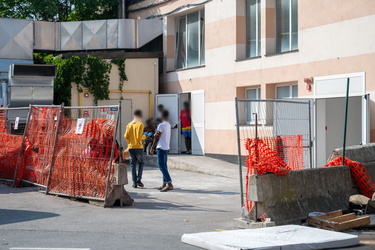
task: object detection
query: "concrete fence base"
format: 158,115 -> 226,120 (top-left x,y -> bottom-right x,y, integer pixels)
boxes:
248,163 -> 375,225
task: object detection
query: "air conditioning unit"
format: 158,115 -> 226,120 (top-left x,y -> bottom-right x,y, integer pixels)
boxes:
8,64 -> 56,107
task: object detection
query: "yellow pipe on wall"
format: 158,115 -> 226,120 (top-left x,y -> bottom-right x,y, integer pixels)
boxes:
79,89 -> 153,117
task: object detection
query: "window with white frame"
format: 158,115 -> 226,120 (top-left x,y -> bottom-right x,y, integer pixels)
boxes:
176,10 -> 205,69
276,84 -> 298,99
276,0 -> 298,53
246,87 -> 261,123
246,0 -> 261,58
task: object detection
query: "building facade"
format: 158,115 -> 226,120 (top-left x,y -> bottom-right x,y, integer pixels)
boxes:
129,0 -> 375,167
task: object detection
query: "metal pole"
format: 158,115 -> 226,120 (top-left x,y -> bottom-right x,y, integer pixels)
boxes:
253,112 -> 258,221
122,0 -> 126,19
104,107 -> 120,207
308,101 -> 313,169
234,98 -> 245,210
119,101 -> 123,161
13,105 -> 32,187
46,104 -> 63,194
342,78 -> 350,165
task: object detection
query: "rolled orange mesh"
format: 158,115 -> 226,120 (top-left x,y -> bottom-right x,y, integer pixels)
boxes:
244,135 -> 304,212
325,156 -> 375,198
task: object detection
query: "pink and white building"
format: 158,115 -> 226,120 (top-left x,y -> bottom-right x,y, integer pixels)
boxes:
129,0 -> 375,167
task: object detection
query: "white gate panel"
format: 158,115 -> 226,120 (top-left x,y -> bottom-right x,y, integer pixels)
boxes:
191,90 -> 205,155
155,94 -> 179,154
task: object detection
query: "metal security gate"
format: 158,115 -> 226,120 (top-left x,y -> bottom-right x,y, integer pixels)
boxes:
235,98 -> 312,214
0,105 -> 121,202
0,107 -> 30,183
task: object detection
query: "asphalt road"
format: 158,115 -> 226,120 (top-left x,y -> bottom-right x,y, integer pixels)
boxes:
1,166 -> 374,250
0,166 -> 240,250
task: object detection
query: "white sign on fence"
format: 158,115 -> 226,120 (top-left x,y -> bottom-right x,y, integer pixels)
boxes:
76,118 -> 85,134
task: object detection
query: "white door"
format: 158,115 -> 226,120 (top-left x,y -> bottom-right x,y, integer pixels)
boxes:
191,90 -> 205,155
155,94 -> 179,154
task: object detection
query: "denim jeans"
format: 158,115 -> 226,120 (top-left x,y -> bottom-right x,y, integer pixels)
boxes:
129,148 -> 144,185
157,149 -> 172,184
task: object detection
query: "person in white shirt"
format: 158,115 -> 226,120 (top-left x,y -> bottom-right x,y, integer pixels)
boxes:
151,110 -> 173,192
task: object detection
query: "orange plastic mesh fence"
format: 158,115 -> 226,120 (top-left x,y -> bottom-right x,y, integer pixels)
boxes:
0,108 -> 28,181
0,108 -> 7,133
325,156 -> 375,198
16,106 -> 61,187
244,135 -> 304,212
48,107 -> 119,199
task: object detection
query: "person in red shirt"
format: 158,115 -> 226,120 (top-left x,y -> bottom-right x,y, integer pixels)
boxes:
180,101 -> 192,154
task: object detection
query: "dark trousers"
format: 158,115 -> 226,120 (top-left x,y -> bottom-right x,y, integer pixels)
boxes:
129,148 -> 144,185
157,149 -> 172,184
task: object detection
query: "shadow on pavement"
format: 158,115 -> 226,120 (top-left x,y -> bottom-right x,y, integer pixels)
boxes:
0,184 -> 39,194
125,192 -> 228,212
0,209 -> 59,225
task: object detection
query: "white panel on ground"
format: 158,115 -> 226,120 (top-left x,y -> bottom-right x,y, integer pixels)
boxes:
191,90 -> 205,155
182,225 -> 359,250
155,94 -> 179,154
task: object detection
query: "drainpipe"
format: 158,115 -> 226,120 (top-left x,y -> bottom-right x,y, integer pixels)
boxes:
122,0 -> 126,19
1,81 -> 7,107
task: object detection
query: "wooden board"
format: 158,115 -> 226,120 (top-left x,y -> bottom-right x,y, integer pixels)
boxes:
308,210 -> 371,231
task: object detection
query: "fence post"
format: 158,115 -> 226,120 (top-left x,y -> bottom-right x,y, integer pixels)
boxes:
342,78 -> 350,165
235,98 -> 245,212
13,105 -> 32,187
104,106 -> 120,207
45,104 -> 64,194
308,100 -> 313,169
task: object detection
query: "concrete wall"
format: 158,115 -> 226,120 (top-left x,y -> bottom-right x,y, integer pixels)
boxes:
249,164 -> 375,225
129,0 -> 375,158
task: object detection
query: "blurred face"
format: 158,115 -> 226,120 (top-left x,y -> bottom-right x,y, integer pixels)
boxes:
184,103 -> 190,110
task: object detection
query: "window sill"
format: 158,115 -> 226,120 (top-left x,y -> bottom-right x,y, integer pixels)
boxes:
235,56 -> 262,62
265,49 -> 299,57
166,65 -> 206,73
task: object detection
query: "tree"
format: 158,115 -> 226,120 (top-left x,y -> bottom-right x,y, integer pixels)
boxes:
0,0 -> 120,21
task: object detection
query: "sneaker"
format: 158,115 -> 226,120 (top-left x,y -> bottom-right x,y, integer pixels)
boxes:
137,181 -> 144,188
160,185 -> 174,192
132,184 -> 137,188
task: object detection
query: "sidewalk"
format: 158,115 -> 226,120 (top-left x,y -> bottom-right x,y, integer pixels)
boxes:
144,154 -> 243,180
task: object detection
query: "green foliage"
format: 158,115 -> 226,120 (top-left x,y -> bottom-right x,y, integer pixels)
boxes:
111,58 -> 128,99
82,56 -> 112,105
41,55 -> 113,106
0,0 -> 119,21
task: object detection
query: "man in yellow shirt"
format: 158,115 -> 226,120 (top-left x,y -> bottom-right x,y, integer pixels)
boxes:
125,110 -> 146,188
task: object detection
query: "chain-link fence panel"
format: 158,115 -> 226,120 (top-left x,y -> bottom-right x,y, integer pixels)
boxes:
48,106 -> 119,200
15,106 -> 62,187
235,99 -> 312,213
0,107 -> 29,183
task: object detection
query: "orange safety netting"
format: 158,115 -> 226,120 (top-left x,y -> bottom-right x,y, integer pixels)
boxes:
0,108 -> 24,181
244,135 -> 304,212
325,156 -> 375,198
0,108 -> 7,133
16,107 -> 60,186
48,116 -> 118,199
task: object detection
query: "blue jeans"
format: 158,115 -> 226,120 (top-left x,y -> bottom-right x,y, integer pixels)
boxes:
129,149 -> 144,185
157,149 -> 172,184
